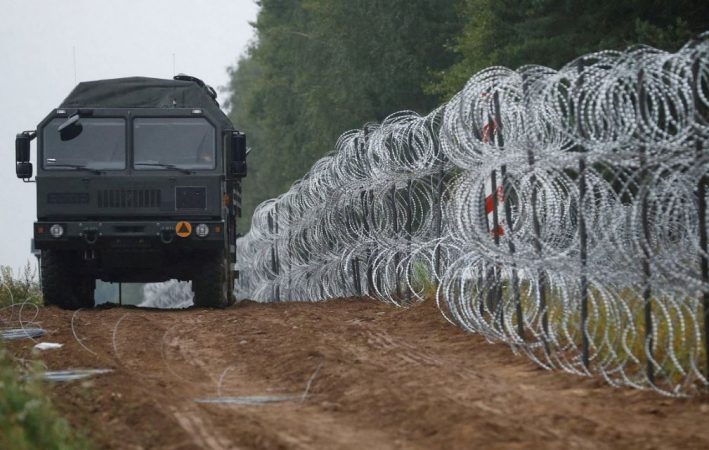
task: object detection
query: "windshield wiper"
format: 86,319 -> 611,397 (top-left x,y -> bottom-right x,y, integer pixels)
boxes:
135,163 -> 193,174
46,163 -> 102,175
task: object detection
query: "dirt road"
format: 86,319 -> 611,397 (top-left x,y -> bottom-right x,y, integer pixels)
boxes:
7,298 -> 709,449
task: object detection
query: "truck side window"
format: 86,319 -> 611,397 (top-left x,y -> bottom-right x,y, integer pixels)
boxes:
133,118 -> 216,170
43,118 -> 126,170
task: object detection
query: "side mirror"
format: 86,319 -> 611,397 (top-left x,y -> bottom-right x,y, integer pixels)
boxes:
16,162 -> 33,179
16,132 -> 33,162
230,131 -> 247,177
16,131 -> 36,180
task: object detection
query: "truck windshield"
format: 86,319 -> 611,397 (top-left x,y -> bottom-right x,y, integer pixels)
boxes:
43,118 -> 126,170
133,118 -> 215,170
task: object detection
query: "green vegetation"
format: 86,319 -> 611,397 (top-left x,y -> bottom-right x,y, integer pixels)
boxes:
0,349 -> 90,450
488,281 -> 707,387
1,264 -> 90,449
1,262 -> 42,307
226,0 -> 461,231
429,0 -> 708,98
226,0 -> 708,231
410,262 -> 437,301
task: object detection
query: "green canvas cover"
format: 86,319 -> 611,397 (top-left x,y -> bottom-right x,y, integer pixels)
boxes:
59,76 -> 233,128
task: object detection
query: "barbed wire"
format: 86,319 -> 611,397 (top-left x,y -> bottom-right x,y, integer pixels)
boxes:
235,35 -> 709,395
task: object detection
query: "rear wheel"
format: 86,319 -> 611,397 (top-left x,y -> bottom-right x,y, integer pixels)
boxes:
41,250 -> 95,310
192,250 -> 234,308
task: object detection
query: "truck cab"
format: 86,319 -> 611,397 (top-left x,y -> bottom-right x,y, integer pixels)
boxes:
15,76 -> 246,309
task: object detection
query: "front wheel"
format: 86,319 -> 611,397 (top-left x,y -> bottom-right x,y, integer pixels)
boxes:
192,250 -> 234,308
41,250 -> 95,310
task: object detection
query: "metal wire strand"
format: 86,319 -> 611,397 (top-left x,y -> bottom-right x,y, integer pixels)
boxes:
235,35 -> 709,396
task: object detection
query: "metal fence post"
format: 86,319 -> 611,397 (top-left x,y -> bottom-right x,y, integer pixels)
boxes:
274,205 -> 281,302
351,137 -> 363,297
698,151 -> 709,383
519,74 -> 550,354
494,91 -> 522,340
579,156 -> 590,370
638,69 -> 655,385
356,132 -> 375,298
352,257 -> 362,296
531,164 -> 549,355
641,157 -> 654,385
288,204 -> 293,300
691,58 -> 709,382
364,190 -> 375,296
406,179 -> 413,303
576,59 -> 590,371
391,184 -> 401,299
267,209 -> 280,302
435,169 -> 445,278
487,168 -> 503,325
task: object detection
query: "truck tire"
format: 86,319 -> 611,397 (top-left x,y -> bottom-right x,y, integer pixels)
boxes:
192,250 -> 234,308
74,275 -> 96,309
41,250 -> 95,310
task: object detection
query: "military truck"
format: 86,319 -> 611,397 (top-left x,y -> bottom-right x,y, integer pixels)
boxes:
14,75 -> 247,309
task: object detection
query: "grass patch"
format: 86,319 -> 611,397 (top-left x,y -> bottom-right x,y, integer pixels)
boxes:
1,262 -> 42,307
1,261 -> 90,448
485,277 -> 706,389
439,269 -> 707,392
410,261 -> 437,300
0,348 -> 91,450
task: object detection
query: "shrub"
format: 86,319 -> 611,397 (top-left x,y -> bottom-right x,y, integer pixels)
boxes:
0,262 -> 42,308
0,348 -> 90,450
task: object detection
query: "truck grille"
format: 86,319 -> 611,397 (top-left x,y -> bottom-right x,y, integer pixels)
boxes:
97,189 -> 161,208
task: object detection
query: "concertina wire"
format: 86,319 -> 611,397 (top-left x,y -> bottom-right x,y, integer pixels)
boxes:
235,35 -> 709,396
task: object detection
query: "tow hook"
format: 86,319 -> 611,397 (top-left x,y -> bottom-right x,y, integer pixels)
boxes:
160,229 -> 174,244
79,224 -> 99,245
83,230 -> 98,244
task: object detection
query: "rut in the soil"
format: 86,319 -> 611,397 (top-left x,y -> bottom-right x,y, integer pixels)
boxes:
4,298 -> 709,449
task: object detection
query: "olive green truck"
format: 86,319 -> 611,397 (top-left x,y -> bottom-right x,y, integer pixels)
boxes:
15,75 -> 247,309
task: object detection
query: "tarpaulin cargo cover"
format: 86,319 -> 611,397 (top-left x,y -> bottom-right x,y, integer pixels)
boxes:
59,76 -> 232,128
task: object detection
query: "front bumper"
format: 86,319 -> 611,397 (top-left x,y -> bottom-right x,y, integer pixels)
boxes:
34,220 -> 225,250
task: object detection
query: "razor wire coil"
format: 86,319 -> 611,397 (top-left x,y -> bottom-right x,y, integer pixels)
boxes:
236,35 -> 709,396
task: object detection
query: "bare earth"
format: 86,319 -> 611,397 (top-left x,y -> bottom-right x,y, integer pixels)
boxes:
7,298 -> 709,449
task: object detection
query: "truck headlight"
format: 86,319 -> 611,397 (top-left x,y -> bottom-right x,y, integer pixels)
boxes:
50,224 -> 64,238
195,223 -> 210,238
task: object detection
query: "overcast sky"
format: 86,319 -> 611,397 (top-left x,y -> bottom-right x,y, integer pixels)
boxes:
0,0 -> 259,271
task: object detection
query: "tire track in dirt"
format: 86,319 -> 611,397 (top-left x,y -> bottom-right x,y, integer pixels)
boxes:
6,299 -> 709,449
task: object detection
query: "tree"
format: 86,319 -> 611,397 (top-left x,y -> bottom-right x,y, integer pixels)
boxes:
430,0 -> 709,99
226,0 -> 460,231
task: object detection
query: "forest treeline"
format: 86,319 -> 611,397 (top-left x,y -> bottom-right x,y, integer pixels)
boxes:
226,0 -> 708,232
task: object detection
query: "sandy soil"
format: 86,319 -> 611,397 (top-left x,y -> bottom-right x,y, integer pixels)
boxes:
6,298 -> 709,449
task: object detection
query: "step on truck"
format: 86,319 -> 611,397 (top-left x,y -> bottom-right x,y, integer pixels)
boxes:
14,75 -> 247,309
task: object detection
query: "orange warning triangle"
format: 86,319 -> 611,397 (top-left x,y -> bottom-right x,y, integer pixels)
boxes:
175,221 -> 192,237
